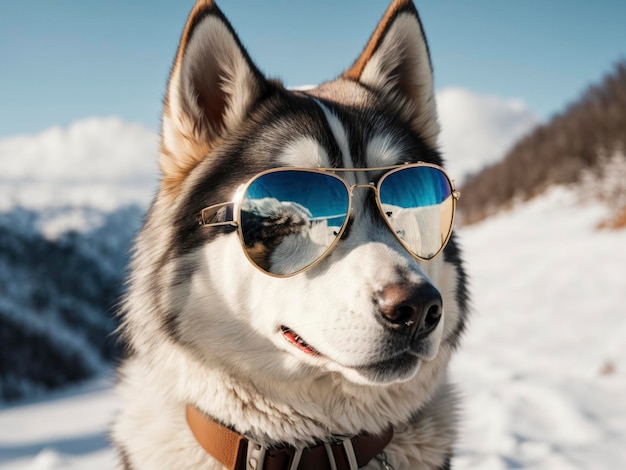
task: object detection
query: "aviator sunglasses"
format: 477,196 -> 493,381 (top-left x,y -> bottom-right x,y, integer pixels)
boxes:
199,163 -> 460,277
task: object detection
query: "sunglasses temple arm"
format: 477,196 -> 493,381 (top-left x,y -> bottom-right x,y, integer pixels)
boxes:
199,202 -> 237,227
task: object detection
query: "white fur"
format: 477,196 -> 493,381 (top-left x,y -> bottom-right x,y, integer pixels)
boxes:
279,136 -> 332,168
367,133 -> 407,168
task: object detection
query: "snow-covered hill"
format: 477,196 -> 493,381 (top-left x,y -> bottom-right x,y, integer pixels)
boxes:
1,185 -> 624,469
0,205 -> 144,400
452,187 -> 626,469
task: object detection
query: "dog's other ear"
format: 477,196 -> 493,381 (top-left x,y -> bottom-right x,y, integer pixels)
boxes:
160,0 -> 268,196
343,0 -> 439,147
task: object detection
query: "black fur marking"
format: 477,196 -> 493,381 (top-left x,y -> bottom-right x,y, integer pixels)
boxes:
438,453 -> 453,470
364,189 -> 388,227
161,308 -> 181,341
111,441 -> 134,470
340,216 -> 354,241
442,233 -> 470,350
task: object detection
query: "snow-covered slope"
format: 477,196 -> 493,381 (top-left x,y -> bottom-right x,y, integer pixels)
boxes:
1,186 -> 624,469
452,187 -> 626,469
0,205 -> 144,400
0,379 -> 117,470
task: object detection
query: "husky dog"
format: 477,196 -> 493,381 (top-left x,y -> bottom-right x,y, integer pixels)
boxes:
112,0 -> 469,469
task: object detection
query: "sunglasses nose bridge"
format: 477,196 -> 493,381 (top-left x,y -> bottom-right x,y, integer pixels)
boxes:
348,182 -> 377,193
344,183 -> 380,223
346,182 -> 377,210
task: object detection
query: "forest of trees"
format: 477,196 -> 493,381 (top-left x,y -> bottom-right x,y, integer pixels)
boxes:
460,59 -> 626,225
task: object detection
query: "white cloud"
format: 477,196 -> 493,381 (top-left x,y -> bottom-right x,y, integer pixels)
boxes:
436,87 -> 539,182
0,117 -> 159,210
0,117 -> 158,184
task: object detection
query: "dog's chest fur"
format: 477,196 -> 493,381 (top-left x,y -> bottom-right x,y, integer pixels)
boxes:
111,1 -> 470,469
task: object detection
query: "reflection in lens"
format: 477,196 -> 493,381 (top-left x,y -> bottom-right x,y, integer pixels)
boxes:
379,166 -> 454,259
240,171 -> 349,275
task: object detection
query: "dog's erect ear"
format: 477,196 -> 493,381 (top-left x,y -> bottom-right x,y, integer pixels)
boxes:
160,0 -> 268,196
343,0 -> 439,147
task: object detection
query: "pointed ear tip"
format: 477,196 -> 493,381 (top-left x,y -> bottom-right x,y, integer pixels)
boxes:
188,0 -> 220,19
388,0 -> 417,13
344,0 -> 420,81
391,0 -> 414,7
195,0 -> 217,8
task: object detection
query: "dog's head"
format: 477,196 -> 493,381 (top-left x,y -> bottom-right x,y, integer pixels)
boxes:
127,0 -> 467,390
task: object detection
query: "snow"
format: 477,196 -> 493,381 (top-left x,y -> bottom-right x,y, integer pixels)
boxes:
0,188 -> 626,470
0,379 -> 117,470
1,187 -> 625,469
451,187 -> 626,469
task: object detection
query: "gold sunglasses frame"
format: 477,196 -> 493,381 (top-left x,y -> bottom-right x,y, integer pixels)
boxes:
199,163 -> 461,278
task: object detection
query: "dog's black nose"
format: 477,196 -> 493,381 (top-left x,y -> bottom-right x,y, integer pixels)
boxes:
377,283 -> 443,338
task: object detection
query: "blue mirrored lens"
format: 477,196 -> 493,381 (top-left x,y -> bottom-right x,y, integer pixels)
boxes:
241,170 -> 349,275
379,166 -> 454,259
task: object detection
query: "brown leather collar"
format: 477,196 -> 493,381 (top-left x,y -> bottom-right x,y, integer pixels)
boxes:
186,405 -> 394,470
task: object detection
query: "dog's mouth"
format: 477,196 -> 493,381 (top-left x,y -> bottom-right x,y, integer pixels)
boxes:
351,351 -> 420,382
279,326 -> 425,384
280,326 -> 321,356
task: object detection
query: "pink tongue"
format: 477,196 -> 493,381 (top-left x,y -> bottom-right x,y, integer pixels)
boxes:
284,330 -> 317,355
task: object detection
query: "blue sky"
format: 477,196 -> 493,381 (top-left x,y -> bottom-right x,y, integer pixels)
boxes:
1,0 -> 625,138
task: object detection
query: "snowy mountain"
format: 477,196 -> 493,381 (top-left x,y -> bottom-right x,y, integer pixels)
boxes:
0,205 -> 144,401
